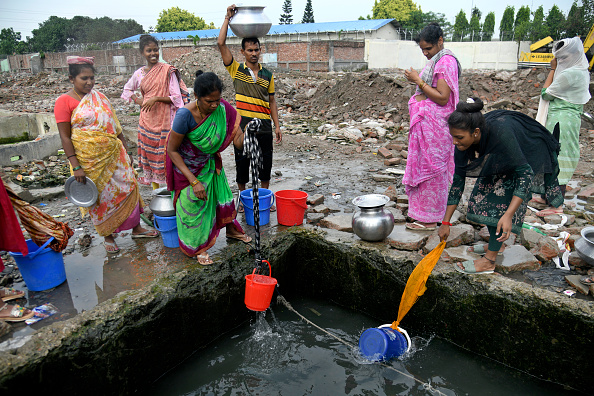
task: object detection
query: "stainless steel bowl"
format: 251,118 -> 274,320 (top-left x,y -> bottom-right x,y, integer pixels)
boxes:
229,6 -> 272,38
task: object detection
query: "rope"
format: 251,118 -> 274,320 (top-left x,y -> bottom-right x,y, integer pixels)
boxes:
276,295 -> 446,396
244,119 -> 264,271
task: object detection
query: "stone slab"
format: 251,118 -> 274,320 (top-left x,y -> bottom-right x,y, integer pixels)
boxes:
319,214 -> 353,232
386,207 -> 406,223
312,205 -> 330,214
565,275 -> 590,295
423,224 -> 475,253
372,174 -> 396,182
444,246 -> 482,263
29,185 -> 66,204
307,193 -> 324,205
386,224 -> 430,251
496,245 -> 540,273
306,213 -> 325,223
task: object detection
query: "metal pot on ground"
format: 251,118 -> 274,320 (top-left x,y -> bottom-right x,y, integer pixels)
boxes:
574,226 -> 594,266
149,188 -> 176,217
352,194 -> 394,242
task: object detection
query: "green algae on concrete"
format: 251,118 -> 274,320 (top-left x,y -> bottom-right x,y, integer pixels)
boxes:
0,228 -> 592,394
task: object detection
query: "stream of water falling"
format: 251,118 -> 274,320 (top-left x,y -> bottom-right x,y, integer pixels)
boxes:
146,297 -> 580,395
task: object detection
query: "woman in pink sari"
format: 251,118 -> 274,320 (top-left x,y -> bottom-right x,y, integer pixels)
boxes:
403,23 -> 461,230
122,35 -> 188,190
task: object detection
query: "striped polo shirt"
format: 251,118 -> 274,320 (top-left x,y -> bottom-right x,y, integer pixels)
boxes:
225,58 -> 275,121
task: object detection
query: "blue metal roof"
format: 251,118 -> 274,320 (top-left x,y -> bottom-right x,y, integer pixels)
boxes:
115,19 -> 395,43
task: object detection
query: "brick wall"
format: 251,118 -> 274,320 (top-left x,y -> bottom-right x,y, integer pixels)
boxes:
8,40 -> 366,73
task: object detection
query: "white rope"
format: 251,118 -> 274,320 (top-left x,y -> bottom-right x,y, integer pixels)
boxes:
276,295 -> 446,396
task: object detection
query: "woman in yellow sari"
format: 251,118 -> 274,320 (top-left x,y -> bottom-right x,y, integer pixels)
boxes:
55,56 -> 158,253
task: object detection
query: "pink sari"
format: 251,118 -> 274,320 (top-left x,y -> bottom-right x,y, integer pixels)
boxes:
403,54 -> 459,223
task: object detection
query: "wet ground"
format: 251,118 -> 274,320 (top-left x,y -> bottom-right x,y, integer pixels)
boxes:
1,116 -> 593,342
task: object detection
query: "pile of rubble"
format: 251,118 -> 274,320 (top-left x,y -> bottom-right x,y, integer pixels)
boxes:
2,156 -> 71,189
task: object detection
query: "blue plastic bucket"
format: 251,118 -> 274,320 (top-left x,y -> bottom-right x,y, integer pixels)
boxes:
9,238 -> 66,291
240,188 -> 275,226
358,325 -> 411,361
153,214 -> 179,248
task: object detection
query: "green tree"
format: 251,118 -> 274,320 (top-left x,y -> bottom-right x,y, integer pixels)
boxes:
452,10 -> 469,41
529,6 -> 547,41
545,5 -> 566,40
301,0 -> 315,23
583,0 -> 594,28
482,12 -> 495,41
372,0 -> 420,21
156,7 -> 214,32
0,28 -> 21,55
499,6 -> 515,40
401,10 -> 451,34
30,16 -> 72,52
469,7 -> 481,41
513,6 -> 531,41
280,0 -> 293,24
565,1 -> 584,38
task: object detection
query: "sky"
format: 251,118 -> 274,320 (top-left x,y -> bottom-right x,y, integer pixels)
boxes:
0,0 -> 575,41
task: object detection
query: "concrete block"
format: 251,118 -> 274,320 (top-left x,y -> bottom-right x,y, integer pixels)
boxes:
319,214 -> 353,232
386,224 -> 430,251
0,133 -> 62,166
496,245 -> 540,273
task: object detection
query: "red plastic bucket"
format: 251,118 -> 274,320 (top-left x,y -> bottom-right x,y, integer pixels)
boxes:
274,190 -> 308,226
245,260 -> 277,311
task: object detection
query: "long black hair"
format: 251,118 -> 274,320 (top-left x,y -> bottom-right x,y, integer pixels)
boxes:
414,22 -> 443,45
447,97 -> 486,133
193,70 -> 224,98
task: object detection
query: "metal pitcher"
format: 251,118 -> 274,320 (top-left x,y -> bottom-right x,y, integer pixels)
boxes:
352,194 -> 394,242
229,6 -> 272,38
149,188 -> 176,217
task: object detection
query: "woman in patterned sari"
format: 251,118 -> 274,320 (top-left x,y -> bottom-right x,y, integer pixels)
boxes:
56,56 -> 158,254
403,23 -> 461,231
121,35 -> 188,190
167,71 -> 251,265
438,98 -> 563,275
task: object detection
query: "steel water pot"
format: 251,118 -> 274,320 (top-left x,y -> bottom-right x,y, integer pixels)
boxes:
149,188 -> 176,217
229,6 -> 272,38
574,226 -> 594,266
352,194 -> 394,242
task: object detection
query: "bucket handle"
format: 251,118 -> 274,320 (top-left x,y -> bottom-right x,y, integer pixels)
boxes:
153,218 -> 177,233
288,198 -> 308,210
379,324 -> 412,353
240,193 -> 275,211
28,237 -> 55,259
252,259 -> 272,277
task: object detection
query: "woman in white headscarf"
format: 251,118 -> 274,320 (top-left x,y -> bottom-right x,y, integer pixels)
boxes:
534,37 -> 591,216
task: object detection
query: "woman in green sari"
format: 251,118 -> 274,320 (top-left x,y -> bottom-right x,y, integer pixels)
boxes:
166,71 -> 251,265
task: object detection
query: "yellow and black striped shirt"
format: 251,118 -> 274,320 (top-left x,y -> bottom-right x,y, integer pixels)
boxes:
225,58 -> 275,121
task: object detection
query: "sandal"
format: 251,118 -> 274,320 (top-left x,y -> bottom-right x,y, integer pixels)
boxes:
196,253 -> 213,266
454,257 -> 495,275
237,204 -> 245,213
103,241 -> 120,254
0,303 -> 34,322
405,221 -> 436,231
467,244 -> 505,256
579,275 -> 594,285
0,287 -> 25,302
131,230 -> 159,239
227,233 -> 252,243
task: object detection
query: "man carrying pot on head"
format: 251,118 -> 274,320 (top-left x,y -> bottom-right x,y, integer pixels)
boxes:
217,4 -> 282,213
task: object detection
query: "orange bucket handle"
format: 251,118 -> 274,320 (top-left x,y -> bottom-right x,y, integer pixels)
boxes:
253,259 -> 272,277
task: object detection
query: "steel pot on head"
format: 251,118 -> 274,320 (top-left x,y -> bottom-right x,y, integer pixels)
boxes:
352,194 -> 394,242
229,6 -> 272,38
149,188 -> 176,217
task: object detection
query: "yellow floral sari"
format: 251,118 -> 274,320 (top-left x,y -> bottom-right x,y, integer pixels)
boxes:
69,90 -> 143,236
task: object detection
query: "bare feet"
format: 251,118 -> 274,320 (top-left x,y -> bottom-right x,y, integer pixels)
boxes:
104,235 -> 120,253
405,221 -> 437,231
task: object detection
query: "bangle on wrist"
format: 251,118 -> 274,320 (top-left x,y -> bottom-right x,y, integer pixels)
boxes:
190,179 -> 199,187
67,154 -> 76,159
441,221 -> 452,226
419,81 -> 426,90
72,165 -> 82,171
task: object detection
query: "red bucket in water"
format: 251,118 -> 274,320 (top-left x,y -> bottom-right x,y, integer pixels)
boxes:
245,260 -> 277,311
274,190 -> 308,226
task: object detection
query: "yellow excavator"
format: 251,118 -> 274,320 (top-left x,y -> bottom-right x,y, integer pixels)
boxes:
518,23 -> 594,70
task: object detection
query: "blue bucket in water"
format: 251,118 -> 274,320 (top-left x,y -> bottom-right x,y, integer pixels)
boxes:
358,325 -> 411,361
9,238 -> 66,291
153,214 -> 179,248
240,188 -> 275,226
